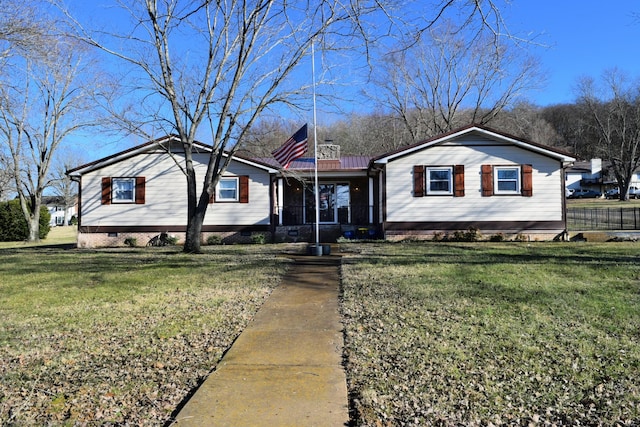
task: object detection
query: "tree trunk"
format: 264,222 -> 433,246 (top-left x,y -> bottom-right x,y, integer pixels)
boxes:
184,210 -> 204,253
27,214 -> 40,242
182,165 -> 211,253
19,193 -> 41,242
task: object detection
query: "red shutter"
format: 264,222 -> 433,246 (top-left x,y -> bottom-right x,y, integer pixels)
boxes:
522,164 -> 533,197
481,165 -> 493,197
239,176 -> 249,203
135,177 -> 146,204
101,177 -> 111,205
454,165 -> 465,197
413,165 -> 425,197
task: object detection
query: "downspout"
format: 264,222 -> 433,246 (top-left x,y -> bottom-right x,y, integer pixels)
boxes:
561,160 -> 573,240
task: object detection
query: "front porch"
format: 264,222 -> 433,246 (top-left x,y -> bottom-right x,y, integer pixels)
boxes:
273,176 -> 379,242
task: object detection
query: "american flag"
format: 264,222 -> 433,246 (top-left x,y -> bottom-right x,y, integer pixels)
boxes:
272,124 -> 308,169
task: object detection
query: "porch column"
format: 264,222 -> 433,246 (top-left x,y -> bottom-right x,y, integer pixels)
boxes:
368,177 -> 374,224
277,178 -> 284,226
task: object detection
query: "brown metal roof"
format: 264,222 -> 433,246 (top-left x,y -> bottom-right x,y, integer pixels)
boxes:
257,156 -> 373,171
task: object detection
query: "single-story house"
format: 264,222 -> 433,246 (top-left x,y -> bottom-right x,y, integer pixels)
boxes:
67,125 -> 575,247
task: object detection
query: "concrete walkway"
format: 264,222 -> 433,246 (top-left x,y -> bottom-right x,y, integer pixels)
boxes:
171,254 -> 349,426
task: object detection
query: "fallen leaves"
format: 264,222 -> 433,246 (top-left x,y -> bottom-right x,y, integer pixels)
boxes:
0,247 -> 287,425
340,242 -> 640,426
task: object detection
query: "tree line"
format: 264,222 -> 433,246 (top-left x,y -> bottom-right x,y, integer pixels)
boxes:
244,69 -> 640,202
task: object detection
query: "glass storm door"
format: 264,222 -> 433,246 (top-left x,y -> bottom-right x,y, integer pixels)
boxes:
304,183 -> 350,224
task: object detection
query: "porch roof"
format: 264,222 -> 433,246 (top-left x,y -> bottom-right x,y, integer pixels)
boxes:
257,156 -> 373,171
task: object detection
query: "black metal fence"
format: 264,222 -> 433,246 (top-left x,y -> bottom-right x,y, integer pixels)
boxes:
567,207 -> 640,230
281,204 -> 371,226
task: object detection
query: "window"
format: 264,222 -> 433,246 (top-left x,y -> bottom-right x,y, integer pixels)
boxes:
210,176 -> 249,203
413,165 -> 464,197
494,166 -> 521,194
426,167 -> 453,195
482,164 -> 532,197
101,177 -> 145,204
112,178 -> 135,202
217,177 -> 239,201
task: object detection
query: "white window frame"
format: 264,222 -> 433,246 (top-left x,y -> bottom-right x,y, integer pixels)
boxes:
426,166 -> 453,195
216,177 -> 239,202
494,166 -> 521,195
112,178 -> 135,203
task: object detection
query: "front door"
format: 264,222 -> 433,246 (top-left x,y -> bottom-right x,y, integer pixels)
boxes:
304,183 -> 350,224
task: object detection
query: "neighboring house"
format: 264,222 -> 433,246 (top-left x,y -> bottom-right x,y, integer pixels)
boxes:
67,125 -> 575,247
565,159 -> 640,196
565,158 -> 604,194
42,195 -> 77,227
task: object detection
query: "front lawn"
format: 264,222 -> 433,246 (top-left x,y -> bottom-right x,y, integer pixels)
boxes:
341,242 -> 640,425
0,245 -> 288,425
2,240 -> 639,425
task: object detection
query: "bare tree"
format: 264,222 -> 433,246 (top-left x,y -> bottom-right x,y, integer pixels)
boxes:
0,152 -> 13,200
539,103 -> 592,156
0,0 -> 46,61
238,119 -> 302,158
49,148 -> 83,225
0,38 -> 97,241
372,20 -> 542,141
486,101 -> 561,147
61,0 -> 516,253
577,69 -> 640,201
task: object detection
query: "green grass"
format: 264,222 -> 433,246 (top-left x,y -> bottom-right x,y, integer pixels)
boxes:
0,225 -> 77,249
341,241 -> 640,425
0,244 -> 289,425
3,239 -> 640,425
567,197 -> 640,209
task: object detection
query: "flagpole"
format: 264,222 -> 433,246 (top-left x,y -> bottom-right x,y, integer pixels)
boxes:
312,40 -> 321,256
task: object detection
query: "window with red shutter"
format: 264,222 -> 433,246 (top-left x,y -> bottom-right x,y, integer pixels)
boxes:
212,176 -> 249,203
101,177 -> 145,204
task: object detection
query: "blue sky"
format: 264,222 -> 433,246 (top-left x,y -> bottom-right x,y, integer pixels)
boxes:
502,1 -> 640,105
61,0 -> 640,159
67,1 -> 640,110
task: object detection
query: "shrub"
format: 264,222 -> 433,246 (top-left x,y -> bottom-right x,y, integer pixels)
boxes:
337,236 -> 354,243
39,209 -> 51,239
165,235 -> 178,245
124,237 -> 137,247
206,235 -> 222,245
251,233 -> 266,244
0,199 -> 51,241
463,226 -> 481,242
432,232 -> 446,242
451,230 -> 466,241
489,233 -> 506,242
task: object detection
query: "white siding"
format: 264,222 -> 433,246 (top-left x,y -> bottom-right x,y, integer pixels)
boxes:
385,140 -> 564,223
80,152 -> 271,227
